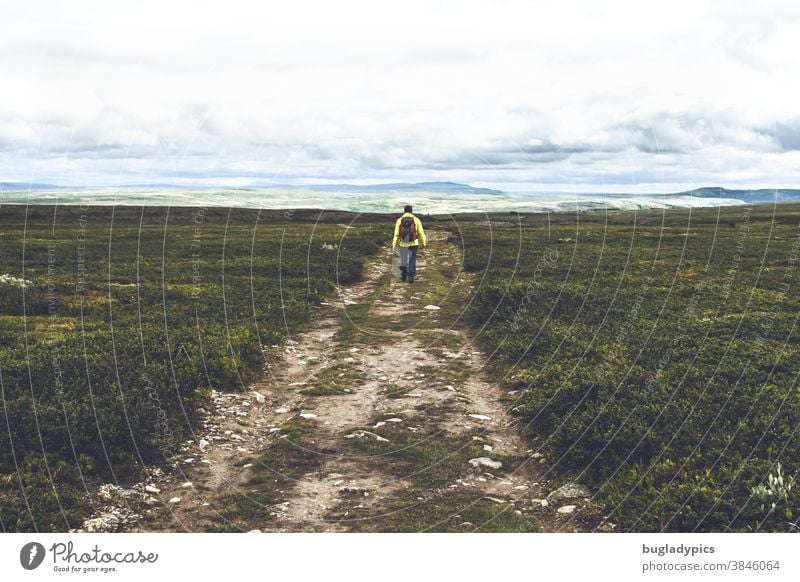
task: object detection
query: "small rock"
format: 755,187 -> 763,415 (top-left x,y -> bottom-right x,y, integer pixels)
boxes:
299,412 -> 317,419
169,497 -> 181,504
557,505 -> 577,514
275,407 -> 290,413
252,392 -> 266,404
468,414 -> 491,421
468,457 -> 503,470
483,445 -> 493,452
424,305 -> 441,311
248,529 -> 262,533
83,514 -> 121,533
198,439 -> 210,450
547,482 -> 591,502
144,485 -> 161,494
345,430 -> 389,443
181,481 -> 193,488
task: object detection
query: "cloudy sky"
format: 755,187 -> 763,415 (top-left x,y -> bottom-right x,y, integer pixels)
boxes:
1,0 -> 800,192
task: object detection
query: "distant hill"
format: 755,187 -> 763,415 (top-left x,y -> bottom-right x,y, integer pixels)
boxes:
680,187 -> 800,203
0,181 -> 65,191
269,181 -> 505,195
7,182 -> 800,203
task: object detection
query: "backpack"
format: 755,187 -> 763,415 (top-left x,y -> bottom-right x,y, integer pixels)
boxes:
400,216 -> 417,243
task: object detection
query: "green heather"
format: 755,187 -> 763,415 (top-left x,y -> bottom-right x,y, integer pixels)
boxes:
0,205 -> 384,531
456,203 -> 800,532
1,203 -> 799,532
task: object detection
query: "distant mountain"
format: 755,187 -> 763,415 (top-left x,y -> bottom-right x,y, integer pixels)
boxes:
268,181 -> 504,195
680,187 -> 800,203
119,183 -> 198,189
0,182 -> 65,191
0,180 -> 504,194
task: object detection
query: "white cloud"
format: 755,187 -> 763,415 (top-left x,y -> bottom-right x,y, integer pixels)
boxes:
1,0 -> 800,191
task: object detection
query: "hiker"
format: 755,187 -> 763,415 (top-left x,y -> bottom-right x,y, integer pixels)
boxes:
392,205 -> 426,283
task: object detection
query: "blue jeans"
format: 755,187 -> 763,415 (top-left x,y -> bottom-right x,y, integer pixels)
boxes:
399,245 -> 418,279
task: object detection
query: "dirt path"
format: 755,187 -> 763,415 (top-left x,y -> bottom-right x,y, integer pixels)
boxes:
117,230 -> 595,532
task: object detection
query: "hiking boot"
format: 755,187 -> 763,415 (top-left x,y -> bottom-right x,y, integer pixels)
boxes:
408,277 -> 415,283
400,266 -> 407,282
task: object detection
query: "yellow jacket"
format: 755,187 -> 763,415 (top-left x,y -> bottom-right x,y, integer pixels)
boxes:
392,213 -> 426,248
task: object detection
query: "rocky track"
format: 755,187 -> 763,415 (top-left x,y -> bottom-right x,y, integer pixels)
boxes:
79,230 -> 596,533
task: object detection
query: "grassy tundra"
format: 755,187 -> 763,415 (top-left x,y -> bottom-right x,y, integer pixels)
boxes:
0,205 -> 385,531
454,202 -> 800,531
1,202 -> 798,532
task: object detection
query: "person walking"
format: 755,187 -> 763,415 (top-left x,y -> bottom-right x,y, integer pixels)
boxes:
392,205 -> 426,283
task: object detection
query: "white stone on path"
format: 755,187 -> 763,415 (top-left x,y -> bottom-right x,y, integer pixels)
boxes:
468,457 -> 503,470
557,505 -> 577,514
168,497 -> 181,504
424,305 -> 441,310
547,482 -> 591,502
468,414 -> 492,421
345,430 -> 389,443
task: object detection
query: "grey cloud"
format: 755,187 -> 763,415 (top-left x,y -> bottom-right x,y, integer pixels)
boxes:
760,122 -> 800,151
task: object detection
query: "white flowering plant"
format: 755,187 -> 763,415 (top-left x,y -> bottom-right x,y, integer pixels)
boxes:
0,273 -> 33,288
